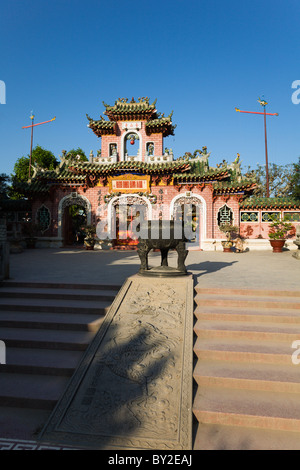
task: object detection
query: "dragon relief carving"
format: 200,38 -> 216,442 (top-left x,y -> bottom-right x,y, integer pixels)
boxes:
62,284 -> 183,438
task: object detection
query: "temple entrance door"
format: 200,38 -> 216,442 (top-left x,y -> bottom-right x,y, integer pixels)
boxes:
173,197 -> 203,249
62,205 -> 87,246
112,197 -> 148,248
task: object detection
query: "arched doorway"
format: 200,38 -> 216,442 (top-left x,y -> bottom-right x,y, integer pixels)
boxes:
58,193 -> 92,247
122,131 -> 142,162
170,194 -> 206,250
109,195 -> 151,248
63,205 -> 87,246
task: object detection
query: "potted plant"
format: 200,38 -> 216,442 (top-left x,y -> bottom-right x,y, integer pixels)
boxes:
268,216 -> 294,253
82,225 -> 97,250
97,238 -> 113,250
219,223 -> 239,252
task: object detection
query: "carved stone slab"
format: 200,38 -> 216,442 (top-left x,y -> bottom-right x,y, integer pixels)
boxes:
38,274 -> 194,450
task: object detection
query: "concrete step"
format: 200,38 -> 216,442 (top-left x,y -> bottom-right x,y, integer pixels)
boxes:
195,287 -> 300,298
0,327 -> 95,350
0,281 -> 120,440
193,337 -> 295,364
194,293 -> 300,310
0,373 -> 70,409
192,285 -> 300,450
0,287 -> 117,302
0,297 -> 110,314
193,385 -> 300,433
1,281 -> 121,291
1,347 -> 83,375
194,305 -> 300,324
0,310 -> 105,332
193,360 -> 300,393
193,422 -> 300,450
0,407 -> 52,440
194,319 -> 300,342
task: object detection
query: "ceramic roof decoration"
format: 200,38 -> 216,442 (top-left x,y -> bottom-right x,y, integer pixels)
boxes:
86,115 -> 117,136
103,97 -> 158,120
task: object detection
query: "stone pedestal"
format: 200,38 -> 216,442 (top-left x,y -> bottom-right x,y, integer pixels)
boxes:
39,274 -> 194,450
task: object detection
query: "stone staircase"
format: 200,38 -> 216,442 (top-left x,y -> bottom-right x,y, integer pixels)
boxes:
0,281 -> 120,440
192,286 -> 300,450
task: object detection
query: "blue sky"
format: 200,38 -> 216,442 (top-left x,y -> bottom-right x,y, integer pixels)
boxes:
1,0 -> 300,177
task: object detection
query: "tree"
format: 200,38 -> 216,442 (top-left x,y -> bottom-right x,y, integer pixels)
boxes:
244,162 -> 295,198
11,145 -> 58,199
0,174 -> 10,199
12,145 -> 58,182
290,157 -> 300,201
65,148 -> 88,162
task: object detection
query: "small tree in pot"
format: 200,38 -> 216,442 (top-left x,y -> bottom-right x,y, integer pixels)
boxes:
219,223 -> 239,252
268,216 -> 294,252
82,225 -> 97,250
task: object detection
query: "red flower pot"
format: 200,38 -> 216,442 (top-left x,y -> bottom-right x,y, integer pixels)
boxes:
269,239 -> 285,253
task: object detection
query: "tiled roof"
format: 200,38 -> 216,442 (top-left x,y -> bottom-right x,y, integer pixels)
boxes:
87,98 -> 176,137
13,160 -> 192,195
145,112 -> 176,137
240,197 -> 300,209
173,168 -> 229,183
86,115 -> 117,136
14,152 -> 257,198
69,160 -> 191,176
103,97 -> 158,120
213,180 -> 257,194
12,164 -> 87,194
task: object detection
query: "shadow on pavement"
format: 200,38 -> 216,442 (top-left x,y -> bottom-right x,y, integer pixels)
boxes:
188,260 -> 238,280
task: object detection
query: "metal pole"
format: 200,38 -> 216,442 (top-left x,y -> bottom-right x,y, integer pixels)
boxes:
264,105 -> 270,198
29,114 -> 34,179
23,114 -> 55,179
236,99 -> 278,199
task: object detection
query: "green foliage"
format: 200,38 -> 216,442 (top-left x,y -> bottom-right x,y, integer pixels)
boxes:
12,145 -> 58,182
268,215 -> 293,240
10,145 -> 58,199
0,174 -> 10,199
244,162 -> 294,198
65,148 -> 88,162
290,157 -> 300,201
219,223 -> 239,234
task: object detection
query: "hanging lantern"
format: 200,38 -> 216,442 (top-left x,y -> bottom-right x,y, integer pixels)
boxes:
127,133 -> 138,145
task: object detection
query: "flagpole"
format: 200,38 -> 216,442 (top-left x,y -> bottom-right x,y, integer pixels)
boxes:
263,104 -> 270,198
22,114 -> 56,179
29,113 -> 34,179
235,98 -> 278,198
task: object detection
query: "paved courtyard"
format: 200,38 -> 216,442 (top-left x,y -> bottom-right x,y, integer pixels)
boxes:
6,246 -> 300,292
